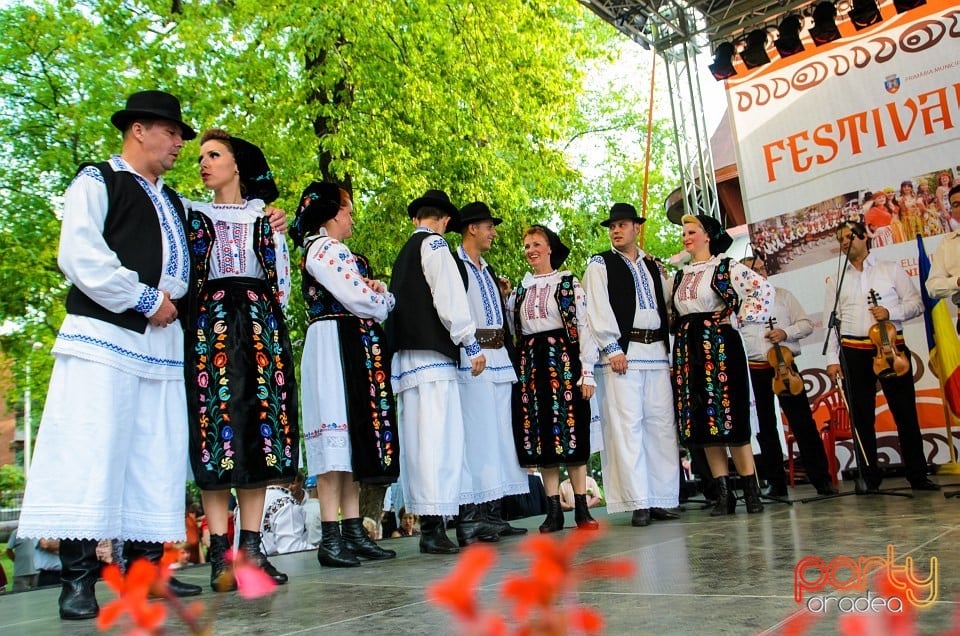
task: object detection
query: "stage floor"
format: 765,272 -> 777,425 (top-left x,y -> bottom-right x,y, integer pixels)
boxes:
3,480 -> 959,635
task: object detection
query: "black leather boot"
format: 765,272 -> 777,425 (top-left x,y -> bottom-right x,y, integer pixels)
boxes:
539,495 -> 564,533
710,476 -> 734,516
124,540 -> 202,597
574,494 -> 599,530
419,515 -> 459,554
341,517 -> 395,560
743,475 -> 765,513
238,529 -> 288,584
58,539 -> 100,620
317,521 -> 361,567
456,504 -> 502,547
484,499 -> 528,536
207,534 -> 236,592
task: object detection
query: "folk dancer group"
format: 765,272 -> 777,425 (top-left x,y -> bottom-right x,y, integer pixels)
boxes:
16,90 -> 946,622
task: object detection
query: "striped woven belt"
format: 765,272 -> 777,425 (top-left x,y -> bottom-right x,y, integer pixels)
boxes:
841,333 -> 905,350
748,360 -> 773,370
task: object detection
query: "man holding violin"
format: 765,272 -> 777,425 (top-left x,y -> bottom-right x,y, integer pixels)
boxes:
824,221 -> 939,492
741,255 -> 837,496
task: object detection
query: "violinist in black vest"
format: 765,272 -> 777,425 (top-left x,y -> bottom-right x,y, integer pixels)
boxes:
17,90 -> 203,620
583,203 -> 680,528
825,221 -> 938,492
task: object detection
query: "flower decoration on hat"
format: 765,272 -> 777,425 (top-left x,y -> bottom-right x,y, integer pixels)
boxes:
291,181 -> 343,248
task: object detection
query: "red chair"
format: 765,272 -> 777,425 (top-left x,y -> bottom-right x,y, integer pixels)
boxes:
783,388 -> 847,487
814,388 -> 852,486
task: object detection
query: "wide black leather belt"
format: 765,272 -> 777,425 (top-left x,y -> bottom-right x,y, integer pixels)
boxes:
629,328 -> 665,344
476,328 -> 505,349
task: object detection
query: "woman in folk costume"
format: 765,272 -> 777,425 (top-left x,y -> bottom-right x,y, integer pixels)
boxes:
671,214 -> 773,516
507,225 -> 600,532
184,129 -> 297,590
292,182 -> 400,568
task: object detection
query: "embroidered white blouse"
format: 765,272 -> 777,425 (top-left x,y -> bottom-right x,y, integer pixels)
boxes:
672,254 -> 773,323
506,270 -> 599,385
303,229 -> 395,321
188,199 -> 291,309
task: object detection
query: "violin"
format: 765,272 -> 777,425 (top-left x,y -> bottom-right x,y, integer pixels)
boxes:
766,318 -> 804,396
867,289 -> 910,379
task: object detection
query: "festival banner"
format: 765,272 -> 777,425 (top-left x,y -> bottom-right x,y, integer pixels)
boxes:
724,0 -> 960,467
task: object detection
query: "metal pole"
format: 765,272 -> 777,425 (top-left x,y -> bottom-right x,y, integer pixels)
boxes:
24,355 -> 31,478
23,342 -> 41,478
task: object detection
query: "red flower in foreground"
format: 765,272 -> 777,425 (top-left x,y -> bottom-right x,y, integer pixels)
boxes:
97,560 -> 167,633
232,549 -> 279,599
427,523 -> 634,635
426,544 -> 498,619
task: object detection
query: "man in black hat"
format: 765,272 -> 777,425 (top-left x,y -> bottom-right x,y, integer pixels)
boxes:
389,190 -> 486,555
17,90 -> 204,620
452,202 -> 529,545
583,203 -> 680,528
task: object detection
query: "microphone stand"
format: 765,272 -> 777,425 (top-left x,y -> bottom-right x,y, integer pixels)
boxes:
800,238 -> 912,503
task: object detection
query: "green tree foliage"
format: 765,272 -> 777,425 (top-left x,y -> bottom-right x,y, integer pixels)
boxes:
0,464 -> 25,505
0,0 -> 682,412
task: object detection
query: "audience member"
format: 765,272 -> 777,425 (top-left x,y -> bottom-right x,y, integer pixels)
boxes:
6,527 -> 38,592
559,477 -> 602,511
257,479 -> 313,556
391,509 -> 421,537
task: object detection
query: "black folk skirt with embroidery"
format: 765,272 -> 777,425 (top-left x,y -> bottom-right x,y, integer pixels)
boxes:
671,312 -> 751,447
512,328 -> 591,468
186,277 -> 299,489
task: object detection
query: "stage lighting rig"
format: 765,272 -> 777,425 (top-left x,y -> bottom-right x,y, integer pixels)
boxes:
774,15 -> 804,58
741,30 -> 771,69
849,0 -> 882,29
809,2 -> 841,46
709,42 -> 737,80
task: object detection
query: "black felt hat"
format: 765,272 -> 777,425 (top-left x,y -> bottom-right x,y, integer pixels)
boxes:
291,182 -> 342,248
600,202 -> 645,227
110,90 -> 197,140
229,136 -> 278,204
453,201 -> 502,234
530,224 -> 571,270
407,189 -> 459,219
683,213 -> 733,256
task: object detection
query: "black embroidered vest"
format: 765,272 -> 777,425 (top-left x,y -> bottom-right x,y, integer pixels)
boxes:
388,231 -> 458,361
64,161 -> 183,334
596,250 -> 669,353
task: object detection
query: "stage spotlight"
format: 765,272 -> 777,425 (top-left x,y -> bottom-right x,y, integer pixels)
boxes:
709,42 -> 737,80
741,30 -> 771,69
849,0 -> 882,29
774,15 -> 804,58
809,2 -> 841,46
893,0 -> 925,13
